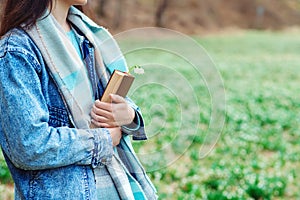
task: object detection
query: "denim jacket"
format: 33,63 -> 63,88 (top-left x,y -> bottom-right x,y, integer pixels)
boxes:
0,28 -> 146,200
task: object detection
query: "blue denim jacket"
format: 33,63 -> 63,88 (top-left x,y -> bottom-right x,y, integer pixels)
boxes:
0,28 -> 146,199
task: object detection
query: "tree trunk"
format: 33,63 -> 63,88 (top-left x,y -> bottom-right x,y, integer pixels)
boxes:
113,0 -> 123,29
155,0 -> 169,27
97,0 -> 108,17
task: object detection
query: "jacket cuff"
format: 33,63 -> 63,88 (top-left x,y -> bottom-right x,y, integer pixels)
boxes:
91,128 -> 113,168
122,111 -> 147,141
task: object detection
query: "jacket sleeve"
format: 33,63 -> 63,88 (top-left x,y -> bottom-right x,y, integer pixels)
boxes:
121,97 -> 147,140
0,50 -> 113,170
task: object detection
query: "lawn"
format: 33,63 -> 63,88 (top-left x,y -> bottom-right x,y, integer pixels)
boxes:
1,29 -> 300,199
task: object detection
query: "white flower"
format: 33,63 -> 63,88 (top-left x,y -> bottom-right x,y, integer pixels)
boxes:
133,67 -> 145,74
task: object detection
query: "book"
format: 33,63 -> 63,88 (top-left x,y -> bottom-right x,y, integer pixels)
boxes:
100,70 -> 135,102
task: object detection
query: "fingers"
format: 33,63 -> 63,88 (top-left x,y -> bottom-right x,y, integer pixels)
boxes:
109,94 -> 126,103
94,100 -> 112,112
92,97 -> 126,121
91,119 -> 117,128
92,103 -> 112,121
90,95 -> 131,128
90,109 -> 117,127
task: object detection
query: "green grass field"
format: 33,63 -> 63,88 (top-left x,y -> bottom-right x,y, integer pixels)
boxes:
1,29 -> 300,199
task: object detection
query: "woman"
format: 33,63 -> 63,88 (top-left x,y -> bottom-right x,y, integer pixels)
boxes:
0,0 -> 157,199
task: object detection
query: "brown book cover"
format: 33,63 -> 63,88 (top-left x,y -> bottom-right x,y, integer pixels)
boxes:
100,70 -> 135,102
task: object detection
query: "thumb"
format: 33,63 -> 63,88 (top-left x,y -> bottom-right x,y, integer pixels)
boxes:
110,94 -> 126,103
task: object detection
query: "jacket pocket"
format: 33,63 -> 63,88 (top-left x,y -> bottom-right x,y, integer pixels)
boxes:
48,106 -> 70,127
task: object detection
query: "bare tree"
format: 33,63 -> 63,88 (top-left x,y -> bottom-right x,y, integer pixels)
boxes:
97,0 -> 108,17
113,0 -> 123,29
155,0 -> 169,27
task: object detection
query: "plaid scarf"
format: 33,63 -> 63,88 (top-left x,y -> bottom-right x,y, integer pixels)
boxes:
26,6 -> 157,200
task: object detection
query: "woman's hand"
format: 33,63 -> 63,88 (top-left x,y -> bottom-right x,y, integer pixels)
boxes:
107,127 -> 122,146
91,94 -> 135,128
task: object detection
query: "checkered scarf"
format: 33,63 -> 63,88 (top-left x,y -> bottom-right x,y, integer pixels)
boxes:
26,6 -> 157,200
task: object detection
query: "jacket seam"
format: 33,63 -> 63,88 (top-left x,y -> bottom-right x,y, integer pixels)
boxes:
3,48 -> 42,72
83,166 -> 91,200
0,31 -> 11,58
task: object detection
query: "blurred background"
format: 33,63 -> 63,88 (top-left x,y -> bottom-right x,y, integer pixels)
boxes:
87,0 -> 300,34
1,0 -> 300,199
1,0 -> 300,34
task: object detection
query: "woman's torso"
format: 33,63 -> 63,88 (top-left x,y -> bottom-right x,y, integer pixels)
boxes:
0,28 -> 97,200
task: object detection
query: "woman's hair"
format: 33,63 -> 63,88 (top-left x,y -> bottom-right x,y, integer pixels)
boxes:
0,0 -> 83,36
